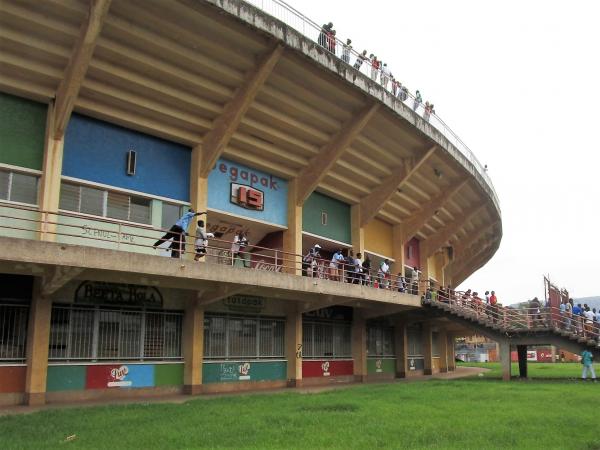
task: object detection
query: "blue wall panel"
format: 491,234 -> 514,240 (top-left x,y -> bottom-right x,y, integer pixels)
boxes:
63,114 -> 191,201
208,158 -> 288,226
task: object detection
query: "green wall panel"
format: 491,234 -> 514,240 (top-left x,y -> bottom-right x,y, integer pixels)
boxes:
0,93 -> 46,170
46,365 -> 87,392
155,364 -> 184,386
367,358 -> 396,375
203,361 -> 287,384
302,192 -> 351,244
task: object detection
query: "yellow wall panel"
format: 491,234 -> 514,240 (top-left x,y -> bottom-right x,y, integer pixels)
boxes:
364,219 -> 393,257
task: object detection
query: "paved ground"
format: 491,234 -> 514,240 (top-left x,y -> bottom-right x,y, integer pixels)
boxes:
0,366 -> 487,417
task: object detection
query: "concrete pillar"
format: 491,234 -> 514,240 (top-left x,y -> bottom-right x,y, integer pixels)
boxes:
350,204 -> 365,257
24,279 -> 52,405
285,308 -> 303,387
550,345 -> 557,363
438,330 -> 448,373
499,340 -> 511,381
392,225 -> 405,278
517,345 -> 528,379
352,310 -> 367,382
183,299 -> 204,395
189,147 -> 209,261
39,103 -> 64,242
283,180 -> 303,275
446,334 -> 456,371
393,320 -> 408,378
423,323 -> 433,375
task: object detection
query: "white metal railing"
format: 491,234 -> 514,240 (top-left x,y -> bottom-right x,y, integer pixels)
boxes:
244,0 -> 499,206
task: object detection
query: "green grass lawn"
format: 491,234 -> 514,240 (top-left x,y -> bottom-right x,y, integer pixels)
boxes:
458,361 -> 595,379
1,374 -> 599,450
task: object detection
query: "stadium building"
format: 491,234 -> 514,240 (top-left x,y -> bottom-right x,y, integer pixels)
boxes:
0,0 -> 502,406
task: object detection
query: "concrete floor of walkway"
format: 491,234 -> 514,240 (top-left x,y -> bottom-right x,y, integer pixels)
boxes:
0,366 -> 487,417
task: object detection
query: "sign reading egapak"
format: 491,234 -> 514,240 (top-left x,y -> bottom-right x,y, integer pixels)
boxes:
75,281 -> 163,307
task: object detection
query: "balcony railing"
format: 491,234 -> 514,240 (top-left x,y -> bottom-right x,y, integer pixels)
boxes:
244,0 -> 499,206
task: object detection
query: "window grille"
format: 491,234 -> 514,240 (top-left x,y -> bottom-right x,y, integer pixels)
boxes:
59,182 -> 152,225
367,323 -> 395,357
0,169 -> 39,205
48,305 -> 182,361
203,314 -> 285,360
0,303 -> 29,362
407,324 -> 424,356
302,321 -> 352,359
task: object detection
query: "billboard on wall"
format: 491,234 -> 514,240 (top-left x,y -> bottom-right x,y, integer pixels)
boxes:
208,158 -> 288,226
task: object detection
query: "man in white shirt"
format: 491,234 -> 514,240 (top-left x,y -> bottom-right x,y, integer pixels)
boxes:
378,259 -> 390,289
329,249 -> 344,282
353,252 -> 364,285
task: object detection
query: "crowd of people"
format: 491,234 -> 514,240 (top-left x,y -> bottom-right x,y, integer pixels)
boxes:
558,298 -> 600,338
318,22 -> 433,119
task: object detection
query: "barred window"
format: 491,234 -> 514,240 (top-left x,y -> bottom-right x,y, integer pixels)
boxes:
0,303 -> 29,361
302,321 -> 351,359
59,182 -> 151,225
0,168 -> 39,205
407,324 -> 424,356
48,305 -> 182,361
203,314 -> 285,360
367,323 -> 395,357
432,331 -> 440,357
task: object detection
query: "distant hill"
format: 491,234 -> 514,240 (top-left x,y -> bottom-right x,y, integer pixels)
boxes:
574,296 -> 600,309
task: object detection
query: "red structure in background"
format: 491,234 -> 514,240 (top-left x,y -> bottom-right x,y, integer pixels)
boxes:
545,276 -> 569,325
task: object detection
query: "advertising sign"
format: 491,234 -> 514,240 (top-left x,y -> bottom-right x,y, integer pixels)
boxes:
75,281 -> 163,307
230,183 -> 264,211
217,362 -> 252,381
302,360 -> 353,378
223,295 -> 265,313
85,364 -> 154,389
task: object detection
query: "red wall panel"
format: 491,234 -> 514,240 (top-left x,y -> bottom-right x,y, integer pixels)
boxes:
0,366 -> 26,393
302,360 -> 353,378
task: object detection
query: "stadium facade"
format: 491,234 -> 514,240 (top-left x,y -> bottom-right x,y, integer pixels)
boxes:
0,0 -> 501,406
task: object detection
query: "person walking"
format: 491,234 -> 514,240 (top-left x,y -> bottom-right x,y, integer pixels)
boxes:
154,209 -> 205,258
380,63 -> 390,89
327,29 -> 337,54
378,258 -> 391,289
193,219 -> 214,261
370,55 -> 379,82
231,230 -> 250,267
329,249 -> 344,281
353,252 -> 364,284
318,22 -> 333,48
580,349 -> 597,382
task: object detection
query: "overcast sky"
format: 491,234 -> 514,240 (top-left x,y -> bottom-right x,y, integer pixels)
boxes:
276,0 -> 599,302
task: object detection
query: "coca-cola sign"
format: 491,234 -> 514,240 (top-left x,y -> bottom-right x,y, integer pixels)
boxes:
253,259 -> 282,272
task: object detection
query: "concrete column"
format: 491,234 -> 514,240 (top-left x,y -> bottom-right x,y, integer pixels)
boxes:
393,320 -> 408,378
352,310 -> 367,382
423,323 -> 433,375
550,345 -> 557,363
446,334 -> 456,371
24,279 -> 52,406
392,225 -> 405,278
39,103 -> 64,242
420,261 -> 430,297
517,345 -> 528,379
283,180 -> 303,275
189,147 -> 209,261
350,204 -> 365,257
285,307 -> 303,387
499,340 -> 511,381
438,330 -> 448,373
183,299 -> 204,394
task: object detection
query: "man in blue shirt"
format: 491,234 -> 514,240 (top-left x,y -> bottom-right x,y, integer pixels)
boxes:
572,303 -> 583,335
154,209 -> 205,258
580,349 -> 596,382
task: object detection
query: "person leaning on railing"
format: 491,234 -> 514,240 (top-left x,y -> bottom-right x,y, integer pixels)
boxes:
153,209 -> 206,258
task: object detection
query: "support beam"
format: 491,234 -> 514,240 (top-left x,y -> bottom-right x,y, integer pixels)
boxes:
360,146 -> 437,226
517,345 -> 528,378
452,220 -> 499,257
401,179 -> 468,241
283,179 -> 303,275
197,44 -> 284,177
499,340 -> 511,381
391,224 -> 405,277
446,334 -> 456,371
24,279 -> 52,406
285,306 -> 303,387
352,310 -> 367,382
351,204 -> 364,257
421,202 -> 487,259
439,329 -> 449,373
53,0 -> 112,138
296,103 -> 380,205
447,240 -> 495,281
183,299 -> 204,394
41,266 -> 85,297
452,245 -> 497,286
